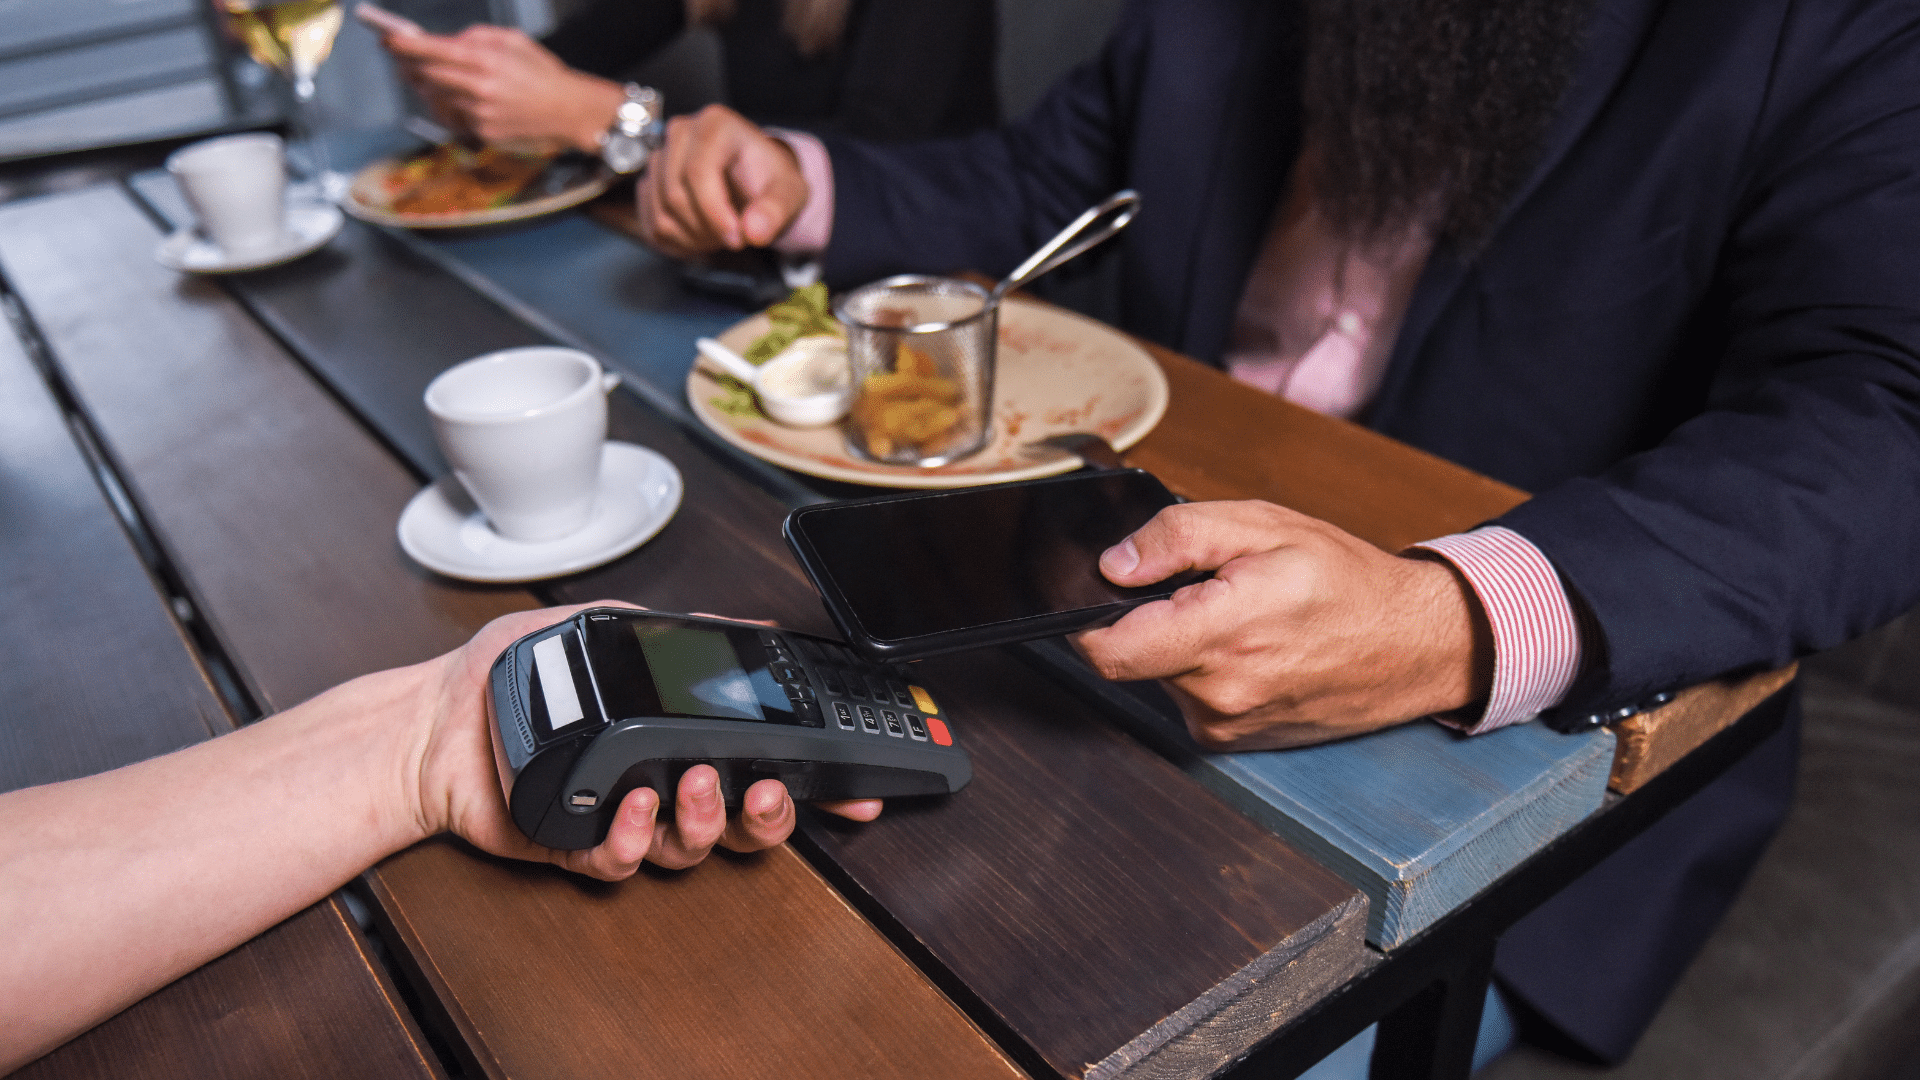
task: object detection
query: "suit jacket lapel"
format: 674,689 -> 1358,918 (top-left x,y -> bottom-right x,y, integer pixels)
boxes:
1172,0 -> 1306,361
1370,0 -> 1669,420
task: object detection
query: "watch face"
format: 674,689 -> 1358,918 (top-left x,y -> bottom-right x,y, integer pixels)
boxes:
603,134 -> 648,175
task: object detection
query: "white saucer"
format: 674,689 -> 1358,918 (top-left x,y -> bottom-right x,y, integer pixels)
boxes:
398,442 -> 683,583
154,201 -> 344,274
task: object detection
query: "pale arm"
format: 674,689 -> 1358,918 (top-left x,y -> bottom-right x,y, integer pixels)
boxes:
0,603 -> 837,1070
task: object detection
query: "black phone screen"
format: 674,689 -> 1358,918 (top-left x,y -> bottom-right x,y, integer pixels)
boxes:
786,470 -> 1201,653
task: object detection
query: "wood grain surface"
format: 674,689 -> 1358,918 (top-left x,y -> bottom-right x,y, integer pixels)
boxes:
108,181 -> 1375,1079
14,901 -> 441,1080
0,287 -> 224,788
0,272 -> 438,1078
1057,673 -> 1615,949
787,650 -> 1369,1080
210,202 -> 1373,1079
0,186 -> 1022,1080
1608,664 -> 1800,793
1120,344 -> 1527,551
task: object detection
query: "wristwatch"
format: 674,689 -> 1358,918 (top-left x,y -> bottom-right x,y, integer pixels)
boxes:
598,83 -> 664,175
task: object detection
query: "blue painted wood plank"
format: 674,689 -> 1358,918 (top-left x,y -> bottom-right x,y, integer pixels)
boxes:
1021,639 -> 1614,948
1209,716 -> 1614,947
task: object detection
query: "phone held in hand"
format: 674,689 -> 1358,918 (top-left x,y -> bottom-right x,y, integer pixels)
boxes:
783,468 -> 1206,662
488,608 -> 971,849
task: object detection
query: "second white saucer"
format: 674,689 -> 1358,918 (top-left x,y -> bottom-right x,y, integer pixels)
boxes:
398,442 -> 684,583
155,201 -> 344,274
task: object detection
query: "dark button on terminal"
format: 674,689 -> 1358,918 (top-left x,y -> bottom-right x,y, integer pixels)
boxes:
882,710 -> 904,737
772,664 -> 802,683
905,713 -> 928,740
843,675 -> 865,700
867,677 -> 891,702
792,700 -> 823,727
758,631 -> 782,647
833,701 -> 855,729
786,682 -> 816,702
858,705 -> 880,733
820,668 -> 847,695
889,680 -> 914,708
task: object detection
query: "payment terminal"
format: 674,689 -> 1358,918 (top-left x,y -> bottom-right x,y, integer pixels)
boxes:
487,607 -> 971,849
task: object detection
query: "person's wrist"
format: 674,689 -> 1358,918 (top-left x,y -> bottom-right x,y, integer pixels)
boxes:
362,656 -> 454,851
568,74 -> 630,155
1396,553 -> 1494,718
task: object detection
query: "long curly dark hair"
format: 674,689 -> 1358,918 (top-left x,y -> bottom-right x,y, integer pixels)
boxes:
1304,0 -> 1596,247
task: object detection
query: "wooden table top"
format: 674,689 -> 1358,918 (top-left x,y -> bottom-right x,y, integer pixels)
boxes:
0,169 -> 1793,1080
0,257 -> 438,1079
0,183 -> 1372,1080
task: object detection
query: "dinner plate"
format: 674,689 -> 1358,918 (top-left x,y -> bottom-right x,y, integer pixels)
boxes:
397,442 -> 682,583
154,201 -> 343,274
687,296 -> 1169,489
342,153 -> 614,230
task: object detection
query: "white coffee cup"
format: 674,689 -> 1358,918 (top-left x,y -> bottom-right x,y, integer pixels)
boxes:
425,347 -> 622,543
167,133 -> 289,257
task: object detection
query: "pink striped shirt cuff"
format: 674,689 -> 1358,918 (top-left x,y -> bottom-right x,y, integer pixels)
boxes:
766,129 -> 835,255
1412,526 -> 1583,734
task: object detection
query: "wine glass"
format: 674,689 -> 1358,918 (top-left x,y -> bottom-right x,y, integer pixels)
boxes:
218,0 -> 347,200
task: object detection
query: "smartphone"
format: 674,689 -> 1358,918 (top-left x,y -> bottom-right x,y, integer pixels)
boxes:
488,608 -> 971,849
783,468 -> 1204,662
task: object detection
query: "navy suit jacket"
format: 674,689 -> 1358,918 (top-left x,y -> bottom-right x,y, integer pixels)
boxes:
810,0 -> 1920,1060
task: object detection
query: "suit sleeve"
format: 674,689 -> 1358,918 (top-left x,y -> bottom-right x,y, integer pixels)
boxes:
811,0 -> 1155,288
832,0 -> 999,140
541,0 -> 686,80
1498,2 -> 1920,719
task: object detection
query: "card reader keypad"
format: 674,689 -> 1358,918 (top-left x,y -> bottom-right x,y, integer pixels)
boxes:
766,632 -> 946,745
760,631 -> 826,728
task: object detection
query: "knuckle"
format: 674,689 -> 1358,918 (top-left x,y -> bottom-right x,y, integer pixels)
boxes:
1192,680 -> 1266,718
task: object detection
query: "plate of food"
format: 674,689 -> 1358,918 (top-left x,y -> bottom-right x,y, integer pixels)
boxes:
687,285 -> 1170,489
343,143 -> 614,229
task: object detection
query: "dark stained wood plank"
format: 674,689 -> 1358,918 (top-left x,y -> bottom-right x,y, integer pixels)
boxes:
369,839 -> 1024,1080
15,899 -> 441,1080
784,650 -> 1369,1080
0,264 -> 439,1079
100,181 -> 1375,1079
0,189 -> 532,708
0,293 -> 224,787
0,184 -> 1028,1080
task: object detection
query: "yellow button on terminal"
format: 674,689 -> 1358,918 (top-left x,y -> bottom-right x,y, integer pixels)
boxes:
909,685 -> 939,715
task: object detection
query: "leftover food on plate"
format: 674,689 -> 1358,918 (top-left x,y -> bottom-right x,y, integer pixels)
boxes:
345,142 -> 611,227
710,284 -> 850,421
379,143 -> 553,215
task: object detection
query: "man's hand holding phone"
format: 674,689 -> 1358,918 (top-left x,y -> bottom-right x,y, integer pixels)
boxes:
1073,500 -> 1493,751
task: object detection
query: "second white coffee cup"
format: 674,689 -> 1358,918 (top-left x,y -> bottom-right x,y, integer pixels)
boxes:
167,133 -> 289,257
425,347 -> 622,543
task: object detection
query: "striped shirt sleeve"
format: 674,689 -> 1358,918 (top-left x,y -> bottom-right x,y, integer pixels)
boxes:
1411,526 -> 1584,734
766,129 -> 835,255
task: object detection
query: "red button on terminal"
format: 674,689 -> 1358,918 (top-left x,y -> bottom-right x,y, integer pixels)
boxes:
926,717 -> 952,746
